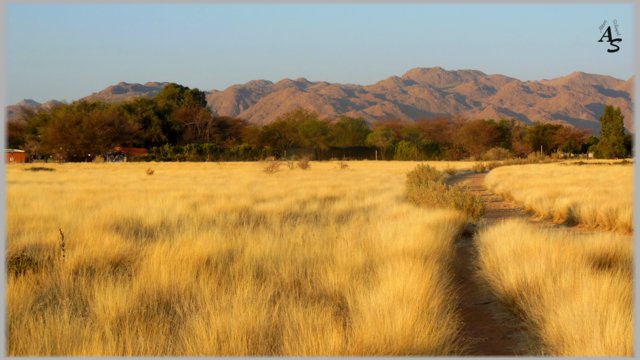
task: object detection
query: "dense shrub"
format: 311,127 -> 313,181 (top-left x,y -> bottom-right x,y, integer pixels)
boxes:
481,147 -> 512,161
406,165 -> 484,220
406,164 -> 445,186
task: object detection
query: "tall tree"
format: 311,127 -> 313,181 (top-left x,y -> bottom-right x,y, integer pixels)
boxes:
330,116 -> 371,147
525,122 -> 561,154
365,127 -> 395,159
594,105 -> 627,158
298,118 -> 331,159
454,119 -> 502,157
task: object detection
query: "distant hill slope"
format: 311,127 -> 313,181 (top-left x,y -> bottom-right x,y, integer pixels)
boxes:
206,67 -> 634,132
7,68 -> 634,132
82,81 -> 168,102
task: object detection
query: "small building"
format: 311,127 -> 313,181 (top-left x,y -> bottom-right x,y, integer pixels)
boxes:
5,149 -> 26,163
107,146 -> 149,162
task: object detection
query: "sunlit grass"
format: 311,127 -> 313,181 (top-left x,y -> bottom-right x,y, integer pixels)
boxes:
484,163 -> 632,232
7,160 -> 475,356
476,219 -> 633,356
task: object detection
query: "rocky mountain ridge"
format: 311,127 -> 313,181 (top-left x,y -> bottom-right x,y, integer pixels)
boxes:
7,68 -> 634,132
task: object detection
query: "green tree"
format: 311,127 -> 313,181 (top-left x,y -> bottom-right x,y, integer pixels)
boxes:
365,127 -> 395,159
119,98 -> 166,147
41,101 -> 135,161
594,105 -> 627,158
525,122 -> 561,154
394,140 -> 420,160
298,118 -> 331,159
153,83 -> 209,145
330,116 -> 371,147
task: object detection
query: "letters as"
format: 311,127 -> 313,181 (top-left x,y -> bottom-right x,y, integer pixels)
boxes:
598,26 -> 622,53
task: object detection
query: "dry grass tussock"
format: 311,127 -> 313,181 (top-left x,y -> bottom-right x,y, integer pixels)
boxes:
476,219 -> 632,356
406,164 -> 484,220
484,163 -> 632,232
7,160 -> 476,356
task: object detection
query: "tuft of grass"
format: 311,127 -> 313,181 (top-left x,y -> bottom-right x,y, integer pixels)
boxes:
263,160 -> 281,174
442,166 -> 457,176
471,162 -> 488,173
297,157 -> 311,170
481,147 -> 512,161
476,219 -> 632,356
146,168 -> 155,175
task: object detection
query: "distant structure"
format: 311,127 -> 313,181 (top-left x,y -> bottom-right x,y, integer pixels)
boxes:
107,146 -> 149,162
5,149 -> 26,163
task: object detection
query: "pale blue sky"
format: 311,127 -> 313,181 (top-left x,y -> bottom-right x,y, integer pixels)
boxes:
5,3 -> 636,103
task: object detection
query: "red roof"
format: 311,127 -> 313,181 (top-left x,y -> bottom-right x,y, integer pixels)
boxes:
113,147 -> 148,156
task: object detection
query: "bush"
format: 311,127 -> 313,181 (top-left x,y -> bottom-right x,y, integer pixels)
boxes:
263,160 -> 281,174
394,140 -> 421,160
297,156 -> 311,170
472,162 -> 488,173
406,165 -> 445,187
527,151 -> 549,162
481,147 -> 512,161
406,165 -> 484,220
443,166 -> 457,176
472,161 -> 502,173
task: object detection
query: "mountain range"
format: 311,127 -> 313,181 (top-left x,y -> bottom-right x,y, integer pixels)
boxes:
7,67 -> 634,132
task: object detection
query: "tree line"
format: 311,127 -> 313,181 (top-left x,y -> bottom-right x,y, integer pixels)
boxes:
7,83 -> 632,162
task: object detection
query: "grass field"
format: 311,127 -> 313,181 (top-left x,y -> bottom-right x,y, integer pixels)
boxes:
476,219 -> 633,356
7,160 -> 476,356
484,162 -> 633,232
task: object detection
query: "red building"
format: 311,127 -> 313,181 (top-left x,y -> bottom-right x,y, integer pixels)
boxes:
5,149 -> 26,163
115,147 -> 149,157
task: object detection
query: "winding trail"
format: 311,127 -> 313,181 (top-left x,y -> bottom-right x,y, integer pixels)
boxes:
446,172 -> 533,355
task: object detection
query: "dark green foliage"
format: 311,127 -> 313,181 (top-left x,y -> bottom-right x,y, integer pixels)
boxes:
10,81 -> 614,162
365,127 -> 395,159
594,105 -> 628,159
394,140 -> 420,160
330,116 -> 371,147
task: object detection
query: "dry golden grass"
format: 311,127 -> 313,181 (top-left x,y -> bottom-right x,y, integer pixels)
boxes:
7,160 -> 476,356
476,219 -> 633,356
484,163 -> 633,232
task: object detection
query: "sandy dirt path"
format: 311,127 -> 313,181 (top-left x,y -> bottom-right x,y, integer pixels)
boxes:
447,172 -> 534,355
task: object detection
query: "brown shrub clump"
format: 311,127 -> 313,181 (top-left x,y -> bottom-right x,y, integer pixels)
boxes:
406,165 -> 484,220
297,157 -> 311,170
